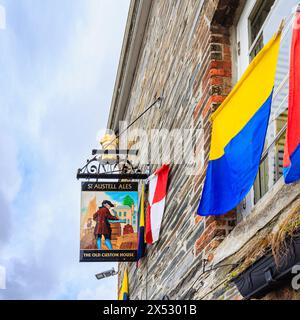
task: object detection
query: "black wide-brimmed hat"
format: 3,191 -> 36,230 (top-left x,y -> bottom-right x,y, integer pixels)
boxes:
102,200 -> 115,207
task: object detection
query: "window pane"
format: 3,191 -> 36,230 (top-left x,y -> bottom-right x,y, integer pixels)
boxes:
274,110 -> 287,181
248,0 -> 299,205
249,0 -> 276,60
250,0 -> 276,44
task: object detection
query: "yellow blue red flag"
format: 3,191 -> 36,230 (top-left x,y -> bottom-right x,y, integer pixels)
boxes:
119,269 -> 129,300
198,28 -> 282,216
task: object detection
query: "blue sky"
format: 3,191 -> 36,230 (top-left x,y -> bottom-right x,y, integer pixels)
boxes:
105,192 -> 139,207
0,0 -> 130,299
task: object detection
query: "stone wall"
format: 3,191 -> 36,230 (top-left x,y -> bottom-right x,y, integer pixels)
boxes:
116,0 -> 300,300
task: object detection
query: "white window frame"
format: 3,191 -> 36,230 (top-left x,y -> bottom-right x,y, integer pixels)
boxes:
236,0 -> 298,217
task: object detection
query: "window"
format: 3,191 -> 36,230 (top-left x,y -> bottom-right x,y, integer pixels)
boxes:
249,0 -> 276,60
236,0 -> 299,218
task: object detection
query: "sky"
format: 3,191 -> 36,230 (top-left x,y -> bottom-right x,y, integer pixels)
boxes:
0,0 -> 130,300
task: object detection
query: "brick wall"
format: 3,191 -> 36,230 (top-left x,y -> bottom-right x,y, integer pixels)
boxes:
116,0 -> 300,300
116,0 -> 240,300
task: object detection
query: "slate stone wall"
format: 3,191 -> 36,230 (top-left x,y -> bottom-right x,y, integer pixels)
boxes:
117,0 -> 300,300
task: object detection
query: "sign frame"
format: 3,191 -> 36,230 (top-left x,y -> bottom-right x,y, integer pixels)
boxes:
80,181 -> 139,262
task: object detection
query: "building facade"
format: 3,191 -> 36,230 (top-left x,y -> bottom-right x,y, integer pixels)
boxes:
113,205 -> 137,232
108,0 -> 300,300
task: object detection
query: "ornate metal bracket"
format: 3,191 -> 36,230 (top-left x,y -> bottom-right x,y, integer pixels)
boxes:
76,149 -> 149,180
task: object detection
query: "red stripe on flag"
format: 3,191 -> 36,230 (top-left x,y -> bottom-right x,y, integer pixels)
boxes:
284,10 -> 300,168
145,203 -> 153,244
152,164 -> 170,203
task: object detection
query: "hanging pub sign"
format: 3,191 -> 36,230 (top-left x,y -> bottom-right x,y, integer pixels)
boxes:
80,182 -> 139,262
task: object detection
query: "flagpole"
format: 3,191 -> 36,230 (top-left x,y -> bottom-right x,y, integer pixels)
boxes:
105,97 -> 162,150
145,163 -> 151,300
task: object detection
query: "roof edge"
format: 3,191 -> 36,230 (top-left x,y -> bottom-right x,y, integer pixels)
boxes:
107,0 -> 152,132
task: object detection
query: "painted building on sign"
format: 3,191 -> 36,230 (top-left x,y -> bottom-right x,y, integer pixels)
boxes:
113,205 -> 137,232
107,0 -> 300,300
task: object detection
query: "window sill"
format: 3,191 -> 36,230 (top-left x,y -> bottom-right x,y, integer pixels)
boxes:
213,177 -> 300,265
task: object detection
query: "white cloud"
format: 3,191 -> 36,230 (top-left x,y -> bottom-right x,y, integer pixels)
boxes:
77,278 -> 118,300
0,133 -> 22,202
0,4 -> 6,30
0,192 -> 12,247
0,265 -> 6,289
0,0 -> 130,300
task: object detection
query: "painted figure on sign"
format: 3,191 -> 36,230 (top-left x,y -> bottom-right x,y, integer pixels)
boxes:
93,200 -> 125,250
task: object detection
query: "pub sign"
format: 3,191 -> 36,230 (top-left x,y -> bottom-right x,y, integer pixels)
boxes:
80,182 -> 139,262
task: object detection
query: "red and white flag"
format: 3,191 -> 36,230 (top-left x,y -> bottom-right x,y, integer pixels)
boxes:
145,164 -> 170,244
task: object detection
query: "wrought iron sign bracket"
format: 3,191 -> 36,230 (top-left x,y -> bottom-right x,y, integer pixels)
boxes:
76,149 -> 149,181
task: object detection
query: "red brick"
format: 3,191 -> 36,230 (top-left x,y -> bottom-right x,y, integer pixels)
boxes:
224,44 -> 231,55
195,215 -> 202,225
211,77 -> 223,86
222,61 -> 232,71
211,95 -> 226,104
210,68 -> 226,76
207,253 -> 214,262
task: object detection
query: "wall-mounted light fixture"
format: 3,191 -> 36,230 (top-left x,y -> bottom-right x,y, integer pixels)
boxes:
95,268 -> 118,280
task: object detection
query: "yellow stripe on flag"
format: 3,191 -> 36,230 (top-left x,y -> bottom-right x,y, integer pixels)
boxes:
209,30 -> 282,161
140,184 -> 145,228
118,269 -> 128,300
